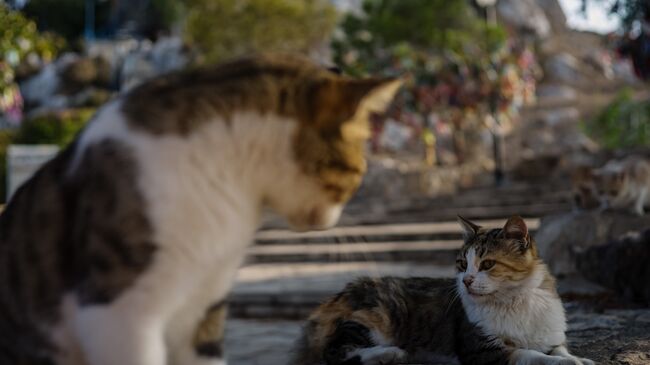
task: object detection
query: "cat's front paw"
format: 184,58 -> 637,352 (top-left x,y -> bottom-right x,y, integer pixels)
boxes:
576,358 -> 595,365
521,355 -> 580,365
351,346 -> 407,365
555,358 -> 595,365
548,358 -> 580,365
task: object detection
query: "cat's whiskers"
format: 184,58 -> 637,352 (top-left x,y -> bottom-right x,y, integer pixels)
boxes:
443,282 -> 461,317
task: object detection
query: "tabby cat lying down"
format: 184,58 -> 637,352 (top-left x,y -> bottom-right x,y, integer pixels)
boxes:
292,216 -> 594,365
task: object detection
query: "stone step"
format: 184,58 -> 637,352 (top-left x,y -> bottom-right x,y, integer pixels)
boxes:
414,185 -> 571,201
230,262 -> 455,319
247,240 -> 462,264
349,202 -> 569,226
256,218 -> 541,244
261,201 -> 568,230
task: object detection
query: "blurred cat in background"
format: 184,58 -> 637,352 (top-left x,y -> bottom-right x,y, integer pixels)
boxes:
572,156 -> 650,215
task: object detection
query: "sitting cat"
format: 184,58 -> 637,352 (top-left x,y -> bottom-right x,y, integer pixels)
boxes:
291,216 -> 593,365
570,165 -> 601,211
572,156 -> 650,215
0,54 -> 402,365
594,156 -> 650,215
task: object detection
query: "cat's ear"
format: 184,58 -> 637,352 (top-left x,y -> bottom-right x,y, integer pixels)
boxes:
313,77 -> 402,134
457,215 -> 480,241
348,77 -> 404,115
503,216 -> 529,241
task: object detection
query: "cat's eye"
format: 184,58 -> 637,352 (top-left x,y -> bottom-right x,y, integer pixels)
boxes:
456,259 -> 467,271
479,260 -> 496,271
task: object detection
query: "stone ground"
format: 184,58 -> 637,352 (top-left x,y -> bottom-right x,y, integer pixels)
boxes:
224,261 -> 650,365
225,319 -> 302,365
224,308 -> 650,365
222,199 -> 650,364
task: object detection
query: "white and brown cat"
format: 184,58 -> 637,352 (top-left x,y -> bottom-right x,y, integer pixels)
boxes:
0,54 -> 402,365
572,156 -> 650,215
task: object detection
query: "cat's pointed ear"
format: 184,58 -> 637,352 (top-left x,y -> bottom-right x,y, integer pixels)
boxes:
503,216 -> 529,241
309,76 -> 402,138
348,77 -> 404,115
457,215 -> 480,241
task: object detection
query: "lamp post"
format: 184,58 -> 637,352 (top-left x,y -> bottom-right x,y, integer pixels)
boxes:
477,0 -> 504,186
84,0 -> 96,41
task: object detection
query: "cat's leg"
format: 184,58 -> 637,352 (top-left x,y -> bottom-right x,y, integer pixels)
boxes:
509,349 -> 580,365
550,345 -> 595,365
74,304 -> 166,365
168,300 -> 228,365
345,346 -> 407,365
634,188 -> 648,215
323,320 -> 406,365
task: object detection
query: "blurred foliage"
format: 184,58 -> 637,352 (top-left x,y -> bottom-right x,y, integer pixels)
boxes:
184,0 -> 338,64
0,128 -> 16,202
0,108 -> 93,202
332,0 -> 506,77
22,0 -> 111,41
1,3 -> 65,124
14,108 -> 94,146
584,89 -> 650,149
0,3 -> 65,67
150,0 -> 186,33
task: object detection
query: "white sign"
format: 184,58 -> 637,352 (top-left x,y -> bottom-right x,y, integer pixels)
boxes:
7,145 -> 59,199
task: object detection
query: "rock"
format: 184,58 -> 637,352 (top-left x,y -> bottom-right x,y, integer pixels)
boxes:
118,37 -> 190,91
567,309 -> 650,365
535,211 -> 650,277
379,119 -> 413,151
119,52 -> 157,91
556,275 -> 610,298
61,58 -> 97,90
19,53 -> 80,109
535,84 -> 577,107
536,0 -> 567,33
497,0 -> 551,39
544,53 -> 584,84
92,56 -> 113,88
149,37 -> 190,74
14,53 -> 44,82
68,87 -> 113,108
537,106 -> 579,126
58,55 -> 113,91
511,154 -> 562,180
19,63 -> 61,109
86,39 -> 142,85
576,229 -> 650,306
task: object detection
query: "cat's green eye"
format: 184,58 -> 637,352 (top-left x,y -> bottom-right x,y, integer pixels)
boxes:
480,260 -> 496,271
456,259 -> 467,271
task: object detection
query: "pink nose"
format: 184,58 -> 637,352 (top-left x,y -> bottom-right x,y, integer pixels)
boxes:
463,276 -> 474,288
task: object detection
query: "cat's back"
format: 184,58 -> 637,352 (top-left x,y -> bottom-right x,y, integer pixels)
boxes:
292,276 -> 510,365
336,276 -> 457,310
120,54 -> 329,135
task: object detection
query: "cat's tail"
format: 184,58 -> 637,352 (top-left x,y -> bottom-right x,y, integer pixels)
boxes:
288,319 -> 327,365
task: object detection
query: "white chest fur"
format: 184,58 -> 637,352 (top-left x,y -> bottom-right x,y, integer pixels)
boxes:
463,286 -> 567,353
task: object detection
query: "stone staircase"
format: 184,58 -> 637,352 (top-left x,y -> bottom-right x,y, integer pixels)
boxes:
229,181 -> 571,319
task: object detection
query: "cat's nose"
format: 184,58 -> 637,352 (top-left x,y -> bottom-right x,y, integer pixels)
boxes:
463,276 -> 474,288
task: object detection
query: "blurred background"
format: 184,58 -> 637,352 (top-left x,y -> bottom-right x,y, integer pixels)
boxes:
1,0 -> 649,364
